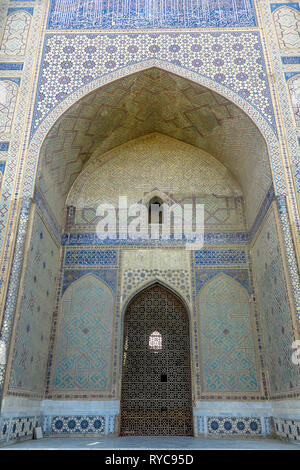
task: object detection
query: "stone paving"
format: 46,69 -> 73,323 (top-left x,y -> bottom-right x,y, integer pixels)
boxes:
1,436 -> 300,450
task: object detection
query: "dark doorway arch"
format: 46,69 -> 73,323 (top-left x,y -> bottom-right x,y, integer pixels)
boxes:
148,197 -> 163,224
120,283 -> 193,436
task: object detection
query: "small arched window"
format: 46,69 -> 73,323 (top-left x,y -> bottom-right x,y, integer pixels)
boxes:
148,197 -> 163,224
149,331 -> 162,352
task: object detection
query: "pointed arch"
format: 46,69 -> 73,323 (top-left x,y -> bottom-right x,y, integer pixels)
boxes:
273,6 -> 300,50
197,272 -> 260,394
198,272 -> 251,302
120,281 -> 193,435
25,59 -> 283,206
51,273 -> 114,394
122,278 -> 192,322
0,10 -> 32,56
121,274 -> 192,322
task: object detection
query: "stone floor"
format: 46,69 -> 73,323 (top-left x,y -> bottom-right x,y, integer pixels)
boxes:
1,436 -> 300,450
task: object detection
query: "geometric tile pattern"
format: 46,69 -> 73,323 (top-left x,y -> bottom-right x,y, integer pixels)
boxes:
65,130 -> 269,234
207,416 -> 262,435
287,74 -> 300,126
68,133 -> 242,218
71,196 -> 245,234
51,416 -> 105,435
34,32 -> 273,134
33,36 -> 275,229
273,6 -> 300,50
62,269 -> 117,296
8,209 -> 60,398
8,416 -> 40,441
195,249 -> 247,265
0,416 -> 40,443
72,194 -> 245,229
274,417 -> 300,442
122,268 -> 190,304
252,206 -> 300,397
195,269 -> 250,294
48,0 -> 256,30
0,0 -> 299,447
276,196 -> 300,322
61,231 -> 251,246
0,80 -> 18,133
51,274 -> 114,393
0,418 -> 10,442
0,199 -> 32,393
64,250 -> 117,266
0,10 -> 31,56
198,274 -> 260,393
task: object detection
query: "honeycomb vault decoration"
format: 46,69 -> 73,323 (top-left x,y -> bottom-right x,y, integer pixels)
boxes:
120,284 -> 193,436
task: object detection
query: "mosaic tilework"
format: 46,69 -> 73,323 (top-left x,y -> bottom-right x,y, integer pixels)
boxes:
0,161 -> 5,175
67,132 -> 266,233
272,5 -> 300,50
0,80 -> 18,133
282,57 -> 300,65
0,0 -> 42,267
194,415 -> 270,436
25,58 -> 284,253
69,133 -> 241,215
7,8 -> 34,16
0,142 -> 9,151
48,0 -> 256,30
0,9 -> 32,56
33,185 -> 60,245
51,415 -> 105,434
122,268 -> 190,304
0,63 -> 23,70
286,74 -> 300,127
74,194 -> 246,233
0,198 -> 31,392
276,197 -> 300,322
195,269 -> 250,294
249,184 -> 275,241
51,274 -> 114,394
259,0 -> 300,233
195,249 -> 247,266
8,208 -> 60,397
61,231 -> 250,246
0,415 -> 40,444
273,417 -> 300,442
65,249 -> 118,267
252,205 -> 300,397
0,418 -> 9,442
62,268 -> 117,295
0,0 -> 298,438
33,32 -> 274,135
197,274 -> 260,394
8,416 -> 39,440
207,416 -> 262,435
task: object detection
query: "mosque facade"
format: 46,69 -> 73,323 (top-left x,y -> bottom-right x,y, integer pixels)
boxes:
0,0 -> 299,444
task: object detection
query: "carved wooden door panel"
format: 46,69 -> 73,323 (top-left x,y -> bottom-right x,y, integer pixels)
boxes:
120,284 -> 193,436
